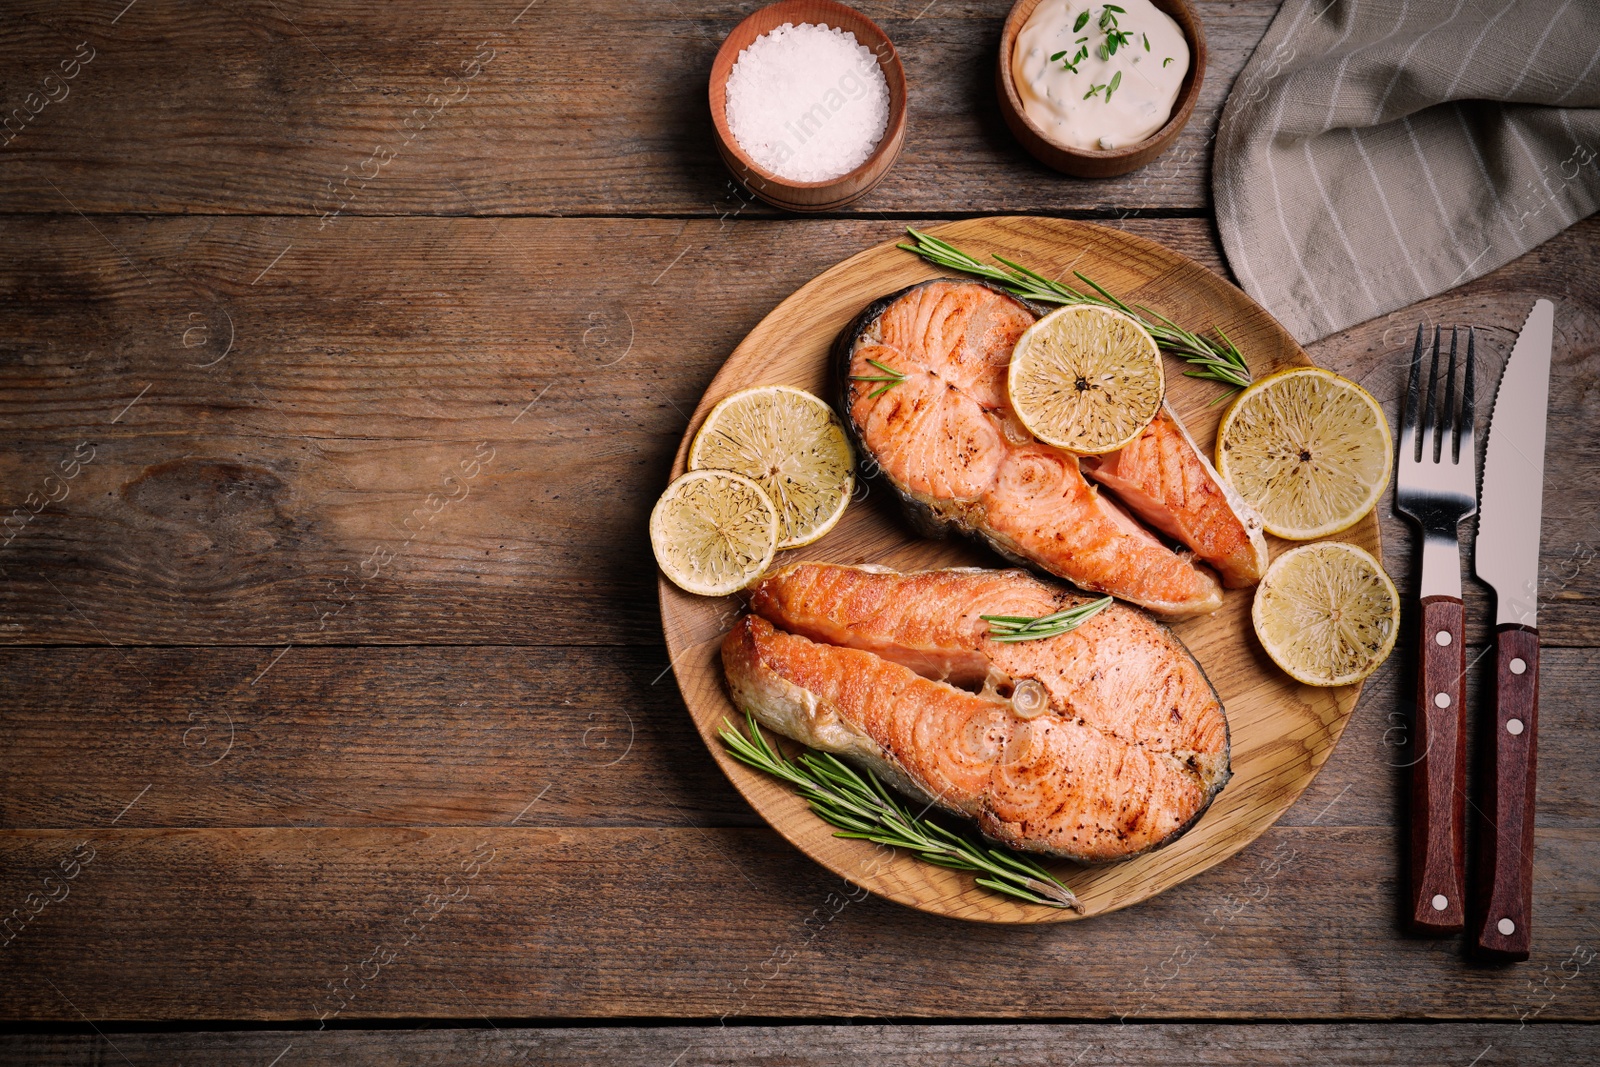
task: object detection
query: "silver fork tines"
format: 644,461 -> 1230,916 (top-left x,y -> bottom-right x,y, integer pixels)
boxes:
1396,323 -> 1478,600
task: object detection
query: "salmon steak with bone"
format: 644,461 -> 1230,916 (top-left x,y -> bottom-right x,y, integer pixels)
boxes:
723,563 -> 1231,864
835,278 -> 1266,618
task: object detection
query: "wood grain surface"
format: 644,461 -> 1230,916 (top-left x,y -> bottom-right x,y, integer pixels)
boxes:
1,826 -> 1597,1020
1,0 -> 1598,1048
0,0 -> 1277,216
1,1024 -> 1595,1066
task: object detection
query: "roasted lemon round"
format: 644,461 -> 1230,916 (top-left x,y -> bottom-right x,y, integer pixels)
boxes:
1252,540 -> 1399,686
650,469 -> 778,596
688,385 -> 854,549
1006,304 -> 1165,455
1216,367 -> 1392,540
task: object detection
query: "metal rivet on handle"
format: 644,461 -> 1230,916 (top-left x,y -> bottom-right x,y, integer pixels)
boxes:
1435,631 -> 1452,646
1510,658 -> 1527,675
1431,894 -> 1448,911
1507,718 -> 1525,736
1498,918 -> 1516,936
1434,693 -> 1450,708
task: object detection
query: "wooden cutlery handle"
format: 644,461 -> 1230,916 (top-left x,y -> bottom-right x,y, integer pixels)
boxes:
1409,595 -> 1467,934
1475,625 -> 1540,961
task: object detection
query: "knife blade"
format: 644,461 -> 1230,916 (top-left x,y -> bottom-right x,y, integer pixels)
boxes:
1472,297 -> 1554,962
1477,299 -> 1554,626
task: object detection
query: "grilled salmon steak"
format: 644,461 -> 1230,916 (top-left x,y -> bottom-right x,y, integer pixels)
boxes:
1080,406 -> 1267,587
837,278 -> 1262,616
723,562 -> 1231,864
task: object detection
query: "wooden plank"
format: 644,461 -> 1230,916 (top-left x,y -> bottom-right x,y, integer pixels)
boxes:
3,1023 -> 1597,1066
0,644 -> 758,831
0,826 -> 1596,1020
1,215 -> 1596,647
0,642 -> 1595,834
0,0 -> 1280,217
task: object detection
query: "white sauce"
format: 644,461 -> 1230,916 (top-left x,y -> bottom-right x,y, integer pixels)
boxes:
1012,0 -> 1190,151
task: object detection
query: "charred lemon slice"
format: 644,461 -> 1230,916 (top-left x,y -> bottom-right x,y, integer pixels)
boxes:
1252,540 -> 1399,686
688,385 -> 854,549
1216,367 -> 1392,540
1007,304 -> 1165,455
650,469 -> 777,596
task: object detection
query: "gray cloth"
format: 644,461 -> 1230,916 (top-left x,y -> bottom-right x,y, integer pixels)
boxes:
1213,0 -> 1600,343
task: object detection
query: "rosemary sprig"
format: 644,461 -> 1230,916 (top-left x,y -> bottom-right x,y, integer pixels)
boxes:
898,228 -> 1253,395
719,712 -> 1083,911
981,596 -> 1112,643
848,357 -> 908,398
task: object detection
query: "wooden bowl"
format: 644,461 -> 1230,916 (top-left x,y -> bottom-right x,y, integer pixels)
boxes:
709,0 -> 908,212
997,0 -> 1206,178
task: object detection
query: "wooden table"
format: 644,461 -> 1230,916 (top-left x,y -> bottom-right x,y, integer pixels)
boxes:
1,1 -> 1596,1062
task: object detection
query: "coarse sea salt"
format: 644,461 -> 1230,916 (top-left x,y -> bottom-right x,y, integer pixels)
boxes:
724,22 -> 890,183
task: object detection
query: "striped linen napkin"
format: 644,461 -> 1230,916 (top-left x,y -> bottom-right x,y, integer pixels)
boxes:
1214,0 -> 1600,343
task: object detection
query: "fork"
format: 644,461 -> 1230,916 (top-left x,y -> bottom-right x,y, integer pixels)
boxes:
1395,324 -> 1476,935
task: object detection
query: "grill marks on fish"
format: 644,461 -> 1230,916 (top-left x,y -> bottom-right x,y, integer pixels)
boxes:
839,280 -> 1228,618
725,563 -> 1231,863
1081,407 -> 1268,587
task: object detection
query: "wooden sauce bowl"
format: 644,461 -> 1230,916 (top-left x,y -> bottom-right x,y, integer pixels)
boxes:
709,0 -> 908,212
997,0 -> 1206,178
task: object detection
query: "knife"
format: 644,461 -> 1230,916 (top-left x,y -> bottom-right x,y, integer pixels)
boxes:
1473,298 -> 1554,962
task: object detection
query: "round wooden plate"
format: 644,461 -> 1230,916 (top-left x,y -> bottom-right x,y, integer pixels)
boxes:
659,216 -> 1377,923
